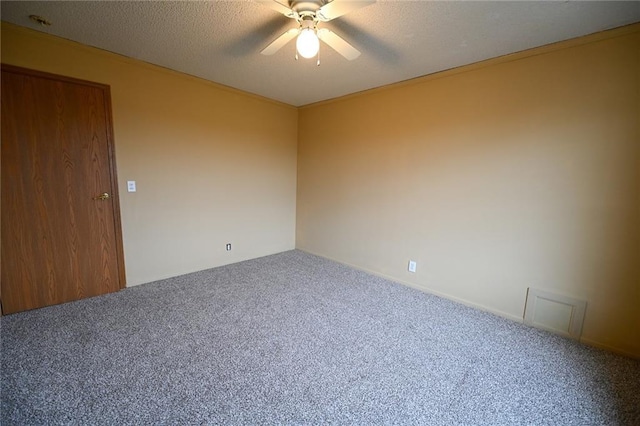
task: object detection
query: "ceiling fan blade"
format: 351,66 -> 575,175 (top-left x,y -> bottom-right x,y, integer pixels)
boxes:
317,28 -> 361,60
255,0 -> 298,19
316,0 -> 375,22
261,28 -> 300,55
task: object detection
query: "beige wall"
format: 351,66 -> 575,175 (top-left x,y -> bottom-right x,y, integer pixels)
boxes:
1,23 -> 298,286
297,26 -> 640,357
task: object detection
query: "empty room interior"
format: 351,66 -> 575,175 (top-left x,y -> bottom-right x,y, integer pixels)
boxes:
1,1 -> 639,424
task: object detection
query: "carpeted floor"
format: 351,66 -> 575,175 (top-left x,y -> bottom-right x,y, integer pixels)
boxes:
1,250 -> 639,425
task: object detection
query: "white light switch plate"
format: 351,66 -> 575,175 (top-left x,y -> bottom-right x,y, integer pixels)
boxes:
127,181 -> 136,192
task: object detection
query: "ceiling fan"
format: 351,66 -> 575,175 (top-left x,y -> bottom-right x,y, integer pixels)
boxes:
257,0 -> 375,64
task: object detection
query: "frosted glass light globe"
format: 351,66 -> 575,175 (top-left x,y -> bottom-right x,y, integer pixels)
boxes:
296,28 -> 319,59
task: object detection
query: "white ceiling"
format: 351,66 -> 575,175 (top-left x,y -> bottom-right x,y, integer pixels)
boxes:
2,1 -> 639,107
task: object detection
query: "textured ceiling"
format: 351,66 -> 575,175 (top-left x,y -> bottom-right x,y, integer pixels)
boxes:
2,1 -> 639,106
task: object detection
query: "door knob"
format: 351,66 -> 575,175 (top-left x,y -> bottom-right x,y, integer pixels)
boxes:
93,192 -> 110,200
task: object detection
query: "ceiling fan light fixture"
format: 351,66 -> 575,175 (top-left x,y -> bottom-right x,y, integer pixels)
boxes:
296,28 -> 319,59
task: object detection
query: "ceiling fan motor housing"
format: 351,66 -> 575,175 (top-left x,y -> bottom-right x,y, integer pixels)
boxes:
290,0 -> 326,14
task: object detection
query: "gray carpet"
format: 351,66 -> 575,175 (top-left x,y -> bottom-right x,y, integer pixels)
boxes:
1,250 -> 639,425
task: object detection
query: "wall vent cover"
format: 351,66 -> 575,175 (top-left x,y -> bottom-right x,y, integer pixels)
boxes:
524,288 -> 587,340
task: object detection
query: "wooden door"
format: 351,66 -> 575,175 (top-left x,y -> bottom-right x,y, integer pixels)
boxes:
1,65 -> 126,314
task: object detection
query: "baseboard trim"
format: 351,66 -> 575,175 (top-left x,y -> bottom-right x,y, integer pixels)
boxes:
128,246 -> 296,287
579,337 -> 640,360
296,248 -> 639,359
297,248 -> 523,324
